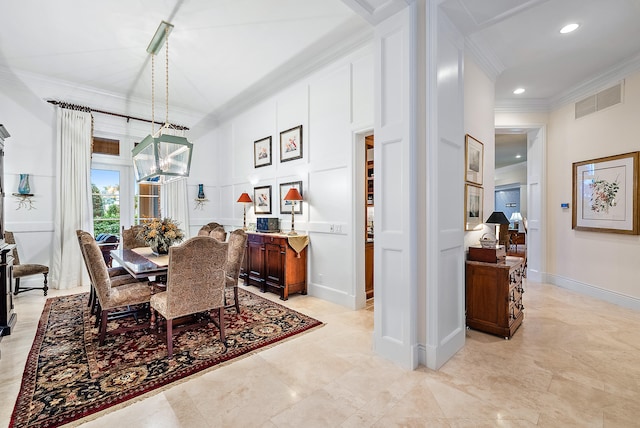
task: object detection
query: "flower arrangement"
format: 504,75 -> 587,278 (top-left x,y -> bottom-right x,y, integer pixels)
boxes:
138,217 -> 185,254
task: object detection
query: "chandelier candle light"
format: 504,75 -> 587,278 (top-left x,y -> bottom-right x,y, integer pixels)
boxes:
283,187 -> 303,235
132,21 -> 193,183
237,192 -> 253,230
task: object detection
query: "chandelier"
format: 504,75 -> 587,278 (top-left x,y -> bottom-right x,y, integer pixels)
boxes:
132,21 -> 193,183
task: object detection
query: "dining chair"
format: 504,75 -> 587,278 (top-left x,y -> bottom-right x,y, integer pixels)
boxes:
76,230 -> 140,318
121,225 -> 147,249
225,229 -> 247,314
79,232 -> 152,345
4,231 -> 49,296
150,236 -> 228,357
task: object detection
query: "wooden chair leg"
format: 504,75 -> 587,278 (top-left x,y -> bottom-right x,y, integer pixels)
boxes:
166,319 -> 174,357
42,273 -> 48,296
14,278 -> 20,295
234,286 -> 240,314
94,302 -> 103,327
219,308 -> 225,343
99,309 -> 108,345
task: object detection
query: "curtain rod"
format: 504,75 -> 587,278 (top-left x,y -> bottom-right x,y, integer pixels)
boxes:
46,100 -> 189,131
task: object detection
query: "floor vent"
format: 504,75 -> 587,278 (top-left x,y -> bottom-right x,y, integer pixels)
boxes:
575,82 -> 623,119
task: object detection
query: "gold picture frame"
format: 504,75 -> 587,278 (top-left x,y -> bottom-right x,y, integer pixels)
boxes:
572,151 -> 639,234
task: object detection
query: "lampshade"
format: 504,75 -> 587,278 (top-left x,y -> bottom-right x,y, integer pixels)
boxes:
132,133 -> 193,183
237,192 -> 253,203
485,211 -> 510,225
283,187 -> 303,202
509,212 -> 523,222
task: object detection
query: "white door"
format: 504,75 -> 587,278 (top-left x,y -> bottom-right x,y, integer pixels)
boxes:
526,127 -> 545,281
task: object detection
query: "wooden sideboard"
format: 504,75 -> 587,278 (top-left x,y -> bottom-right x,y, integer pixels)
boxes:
465,256 -> 525,339
0,243 -> 15,341
241,232 -> 307,300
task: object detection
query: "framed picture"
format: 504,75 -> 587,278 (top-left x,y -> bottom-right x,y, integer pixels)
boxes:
253,185 -> 272,215
280,125 -> 303,162
280,181 -> 303,214
253,136 -> 272,168
465,184 -> 483,231
572,151 -> 639,234
465,134 -> 484,185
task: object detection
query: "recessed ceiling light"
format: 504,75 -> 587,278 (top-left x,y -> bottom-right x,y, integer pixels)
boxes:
560,23 -> 579,34
513,88 -> 525,95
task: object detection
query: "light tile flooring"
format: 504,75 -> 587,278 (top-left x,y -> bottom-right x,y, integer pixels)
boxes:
1,280 -> 639,427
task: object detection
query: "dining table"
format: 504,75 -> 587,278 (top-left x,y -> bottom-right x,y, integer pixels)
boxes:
110,247 -> 169,280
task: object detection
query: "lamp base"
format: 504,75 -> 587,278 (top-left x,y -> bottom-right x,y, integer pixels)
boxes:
287,230 -> 298,236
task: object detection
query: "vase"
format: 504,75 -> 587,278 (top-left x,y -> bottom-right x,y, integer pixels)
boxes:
197,183 -> 205,199
151,243 -> 169,255
18,174 -> 30,194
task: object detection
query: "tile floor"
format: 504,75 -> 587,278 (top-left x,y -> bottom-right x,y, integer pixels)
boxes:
1,280 -> 639,427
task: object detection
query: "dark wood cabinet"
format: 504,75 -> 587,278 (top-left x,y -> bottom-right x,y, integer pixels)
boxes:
465,256 -> 525,339
0,244 -> 16,340
242,232 -> 307,300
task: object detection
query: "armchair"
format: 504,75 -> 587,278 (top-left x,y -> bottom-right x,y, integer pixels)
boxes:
150,236 -> 228,357
5,231 -> 49,296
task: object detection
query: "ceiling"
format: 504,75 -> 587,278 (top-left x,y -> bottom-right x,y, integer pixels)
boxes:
1,0 -> 639,136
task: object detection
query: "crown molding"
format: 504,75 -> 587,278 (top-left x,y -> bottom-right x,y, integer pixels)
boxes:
464,35 -> 503,82
340,0 -> 411,25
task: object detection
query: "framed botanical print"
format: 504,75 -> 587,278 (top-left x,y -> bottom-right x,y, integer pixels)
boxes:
279,181 -> 303,214
572,151 -> 639,234
280,125 -> 303,162
465,134 -> 484,185
254,136 -> 272,168
253,185 -> 272,215
465,184 -> 483,231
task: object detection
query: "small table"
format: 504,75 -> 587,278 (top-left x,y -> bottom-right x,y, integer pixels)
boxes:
110,248 -> 169,279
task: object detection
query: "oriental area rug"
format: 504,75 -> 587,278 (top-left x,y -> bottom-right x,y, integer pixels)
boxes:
10,288 -> 322,428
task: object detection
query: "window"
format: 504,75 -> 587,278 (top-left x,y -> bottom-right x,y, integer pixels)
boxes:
93,136 -> 120,156
136,182 -> 161,223
91,169 -> 121,236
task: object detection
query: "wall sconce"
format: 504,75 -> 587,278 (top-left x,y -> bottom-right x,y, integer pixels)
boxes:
237,192 -> 253,230
283,187 -> 303,235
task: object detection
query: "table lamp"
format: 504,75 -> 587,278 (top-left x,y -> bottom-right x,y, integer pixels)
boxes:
283,187 -> 303,235
485,211 -> 510,246
237,192 -> 253,230
509,212 -> 523,231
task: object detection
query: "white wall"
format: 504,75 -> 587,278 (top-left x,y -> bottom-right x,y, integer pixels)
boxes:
545,73 -> 640,305
463,54 -> 495,248
211,44 -> 374,308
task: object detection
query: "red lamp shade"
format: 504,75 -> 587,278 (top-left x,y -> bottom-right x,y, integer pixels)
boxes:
283,188 -> 303,202
237,192 -> 252,203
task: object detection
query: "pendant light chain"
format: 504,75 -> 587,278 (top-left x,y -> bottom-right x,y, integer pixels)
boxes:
165,26 -> 169,126
151,54 -> 155,135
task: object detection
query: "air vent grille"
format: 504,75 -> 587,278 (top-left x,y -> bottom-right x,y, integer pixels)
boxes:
575,82 -> 622,119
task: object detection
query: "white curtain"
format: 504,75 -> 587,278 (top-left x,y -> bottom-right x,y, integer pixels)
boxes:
51,108 -> 93,289
161,178 -> 190,238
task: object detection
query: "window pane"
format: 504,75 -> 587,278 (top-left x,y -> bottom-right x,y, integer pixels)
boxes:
91,169 -> 120,236
136,182 -> 160,224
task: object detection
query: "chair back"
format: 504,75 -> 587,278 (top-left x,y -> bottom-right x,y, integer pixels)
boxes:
226,229 -> 247,283
4,231 -> 20,264
121,225 -> 146,249
197,222 -> 224,237
79,232 -> 112,303
165,236 -> 227,319
209,227 -> 227,242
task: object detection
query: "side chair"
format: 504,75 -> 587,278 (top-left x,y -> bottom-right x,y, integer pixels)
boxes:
79,232 -> 152,345
150,236 -> 228,357
5,231 -> 49,296
121,225 -> 147,249
225,229 -> 247,314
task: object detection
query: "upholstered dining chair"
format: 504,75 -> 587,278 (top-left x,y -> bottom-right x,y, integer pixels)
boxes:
198,223 -> 227,241
121,225 -> 147,249
5,231 -> 49,296
150,236 -> 228,357
79,232 -> 152,345
225,229 -> 247,314
76,230 -> 139,319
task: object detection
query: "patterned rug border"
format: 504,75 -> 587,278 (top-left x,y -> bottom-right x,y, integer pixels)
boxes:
10,289 -> 323,428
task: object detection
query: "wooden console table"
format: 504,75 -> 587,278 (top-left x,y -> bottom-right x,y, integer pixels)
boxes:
241,232 -> 308,300
0,243 -> 16,342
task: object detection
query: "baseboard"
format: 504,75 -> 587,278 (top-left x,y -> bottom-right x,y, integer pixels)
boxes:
545,273 -> 640,311
307,283 -> 356,309
423,326 -> 465,370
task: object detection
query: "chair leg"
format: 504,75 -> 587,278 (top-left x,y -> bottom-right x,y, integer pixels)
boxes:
219,307 -> 225,343
95,302 -> 103,328
166,319 -> 174,357
14,278 -> 20,295
99,309 -> 108,345
42,273 -> 48,296
234,286 -> 240,314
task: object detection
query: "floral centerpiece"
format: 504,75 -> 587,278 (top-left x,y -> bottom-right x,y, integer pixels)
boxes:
138,217 -> 185,255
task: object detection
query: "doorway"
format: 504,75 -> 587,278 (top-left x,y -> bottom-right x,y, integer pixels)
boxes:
365,135 -> 374,301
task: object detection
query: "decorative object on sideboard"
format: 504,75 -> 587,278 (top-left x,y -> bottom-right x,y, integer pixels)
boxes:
237,192 -> 253,230
283,187 -> 303,235
194,184 -> 208,210
484,211 -> 510,247
132,20 -> 193,183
